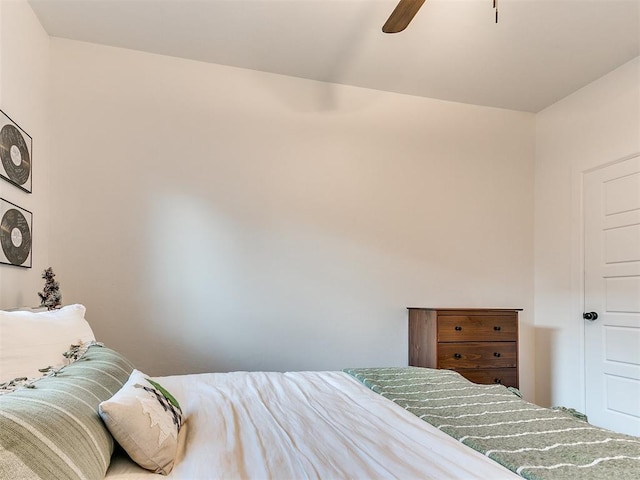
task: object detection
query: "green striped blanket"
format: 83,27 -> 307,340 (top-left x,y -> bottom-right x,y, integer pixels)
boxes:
345,367 -> 640,480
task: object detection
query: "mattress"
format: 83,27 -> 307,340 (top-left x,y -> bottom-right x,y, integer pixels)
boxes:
105,370 -> 520,479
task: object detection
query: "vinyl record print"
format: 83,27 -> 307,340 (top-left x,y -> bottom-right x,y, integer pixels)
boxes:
0,109 -> 32,193
0,198 -> 32,268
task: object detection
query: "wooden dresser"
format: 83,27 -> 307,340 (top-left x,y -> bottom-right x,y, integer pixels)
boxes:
408,308 -> 520,388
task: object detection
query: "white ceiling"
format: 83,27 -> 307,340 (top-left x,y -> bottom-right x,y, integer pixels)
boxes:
28,0 -> 640,112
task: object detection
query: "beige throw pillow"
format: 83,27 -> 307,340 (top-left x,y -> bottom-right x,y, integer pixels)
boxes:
99,369 -> 184,474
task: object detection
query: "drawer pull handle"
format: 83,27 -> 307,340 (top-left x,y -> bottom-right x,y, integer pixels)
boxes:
494,352 -> 501,357
494,326 -> 501,331
455,326 -> 462,331
454,353 -> 462,359
494,378 -> 502,384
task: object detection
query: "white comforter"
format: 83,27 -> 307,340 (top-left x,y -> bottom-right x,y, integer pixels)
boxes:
106,371 -> 520,479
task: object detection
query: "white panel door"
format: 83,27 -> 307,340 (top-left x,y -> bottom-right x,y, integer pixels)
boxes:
584,154 -> 640,436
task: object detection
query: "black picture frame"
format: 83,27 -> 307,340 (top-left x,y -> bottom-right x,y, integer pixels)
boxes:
0,197 -> 33,268
0,109 -> 33,193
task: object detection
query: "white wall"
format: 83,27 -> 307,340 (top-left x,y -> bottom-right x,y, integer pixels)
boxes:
47,39 -> 536,397
0,0 -> 50,308
534,57 -> 640,408
2,1 -> 635,412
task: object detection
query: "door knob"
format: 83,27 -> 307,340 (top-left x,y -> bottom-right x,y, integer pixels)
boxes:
583,312 -> 598,321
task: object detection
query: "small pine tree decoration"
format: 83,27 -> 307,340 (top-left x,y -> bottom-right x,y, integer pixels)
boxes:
38,267 -> 62,310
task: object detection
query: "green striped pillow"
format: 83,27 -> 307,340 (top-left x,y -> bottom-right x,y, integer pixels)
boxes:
0,346 -> 135,480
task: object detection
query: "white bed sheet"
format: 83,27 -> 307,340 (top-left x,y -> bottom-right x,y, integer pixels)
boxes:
105,370 -> 520,479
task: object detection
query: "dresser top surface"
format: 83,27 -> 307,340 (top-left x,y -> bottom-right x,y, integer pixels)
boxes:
407,307 -> 523,312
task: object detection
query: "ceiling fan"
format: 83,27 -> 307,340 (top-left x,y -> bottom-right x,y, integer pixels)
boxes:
382,0 -> 426,33
382,0 -> 499,33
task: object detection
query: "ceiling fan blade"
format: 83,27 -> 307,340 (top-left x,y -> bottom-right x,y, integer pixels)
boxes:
382,0 -> 427,33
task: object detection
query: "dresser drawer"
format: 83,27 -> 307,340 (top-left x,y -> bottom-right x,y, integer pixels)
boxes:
456,368 -> 518,387
438,342 -> 517,369
437,315 -> 517,342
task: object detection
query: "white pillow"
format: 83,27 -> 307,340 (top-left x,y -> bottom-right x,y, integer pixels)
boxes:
99,369 -> 184,474
0,304 -> 95,383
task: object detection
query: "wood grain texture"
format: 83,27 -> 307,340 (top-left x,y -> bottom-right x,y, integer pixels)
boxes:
382,0 -> 427,33
437,315 -> 518,342
408,309 -> 437,367
407,308 -> 520,388
458,368 -> 518,387
437,342 -> 517,369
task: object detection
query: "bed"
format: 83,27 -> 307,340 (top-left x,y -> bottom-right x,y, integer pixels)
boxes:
1,305 -> 639,480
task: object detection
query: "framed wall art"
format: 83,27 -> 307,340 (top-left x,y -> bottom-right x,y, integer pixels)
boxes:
0,198 -> 32,268
0,109 -> 32,193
